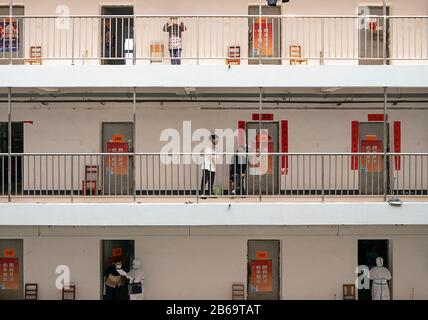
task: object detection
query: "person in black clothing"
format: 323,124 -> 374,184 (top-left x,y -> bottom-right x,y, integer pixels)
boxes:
163,18 -> 187,65
104,258 -> 126,300
229,146 -> 247,196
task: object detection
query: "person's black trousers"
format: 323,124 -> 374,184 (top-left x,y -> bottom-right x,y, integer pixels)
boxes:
200,169 -> 216,195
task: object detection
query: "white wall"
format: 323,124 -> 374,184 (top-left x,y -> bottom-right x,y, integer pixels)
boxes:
1,225 -> 428,300
392,236 -> 428,299
282,237 -> 356,299
1,102 -> 426,153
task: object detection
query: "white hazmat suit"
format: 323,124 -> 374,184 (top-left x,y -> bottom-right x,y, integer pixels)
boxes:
369,257 -> 392,300
118,258 -> 145,300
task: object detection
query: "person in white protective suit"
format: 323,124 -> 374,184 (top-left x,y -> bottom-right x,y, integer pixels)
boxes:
369,257 -> 392,300
118,258 -> 145,300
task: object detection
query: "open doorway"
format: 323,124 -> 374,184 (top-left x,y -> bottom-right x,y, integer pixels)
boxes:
101,6 -> 134,65
0,122 -> 24,195
100,240 -> 135,300
357,239 -> 391,300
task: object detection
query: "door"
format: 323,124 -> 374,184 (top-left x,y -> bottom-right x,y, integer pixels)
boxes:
0,239 -> 23,300
0,6 -> 25,65
0,122 -> 24,195
246,122 -> 279,195
101,240 -> 135,300
101,6 -> 134,65
358,122 -> 390,195
358,6 -> 390,65
102,122 -> 134,196
247,240 -> 280,300
248,5 -> 281,65
357,239 -> 390,300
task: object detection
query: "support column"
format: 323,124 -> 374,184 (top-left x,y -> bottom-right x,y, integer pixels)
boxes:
8,87 -> 12,202
383,87 -> 388,201
133,87 -> 137,202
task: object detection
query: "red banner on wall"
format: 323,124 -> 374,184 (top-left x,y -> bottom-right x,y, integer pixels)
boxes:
253,18 -> 273,57
351,121 -> 359,170
394,121 -> 401,170
107,134 -> 129,175
368,114 -> 389,122
237,121 -> 246,147
252,113 -> 274,121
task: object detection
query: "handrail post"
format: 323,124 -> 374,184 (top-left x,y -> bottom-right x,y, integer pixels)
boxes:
8,2 -> 12,65
258,87 -> 262,202
70,155 -> 74,203
71,17 -> 75,65
321,17 -> 325,65
383,87 -> 388,201
321,155 -> 325,202
196,161 -> 200,203
7,87 -> 12,202
133,6 -> 137,65
196,16 -> 200,65
258,1 -> 263,65
383,7 -> 387,65
133,87 -> 137,202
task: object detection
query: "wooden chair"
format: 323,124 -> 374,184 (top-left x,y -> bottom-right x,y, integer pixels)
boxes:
62,284 -> 76,300
226,46 -> 241,65
25,46 -> 42,65
24,283 -> 38,300
343,284 -> 356,300
82,165 -> 99,195
232,283 -> 245,300
150,43 -> 164,63
289,45 -> 308,65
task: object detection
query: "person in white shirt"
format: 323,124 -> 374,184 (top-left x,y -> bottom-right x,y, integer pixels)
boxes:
200,134 -> 219,196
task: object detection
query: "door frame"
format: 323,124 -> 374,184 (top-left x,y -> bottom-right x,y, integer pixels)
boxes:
357,4 -> 392,65
358,121 -> 390,195
0,5 -> 25,64
100,4 -> 135,65
0,122 -> 24,195
356,238 -> 392,300
101,122 -> 135,195
0,239 -> 24,300
246,121 -> 280,195
247,239 -> 281,300
100,239 -> 135,300
247,4 -> 283,65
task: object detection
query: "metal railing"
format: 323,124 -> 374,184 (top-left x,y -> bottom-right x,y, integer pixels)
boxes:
1,152 -> 427,202
0,15 -> 427,65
